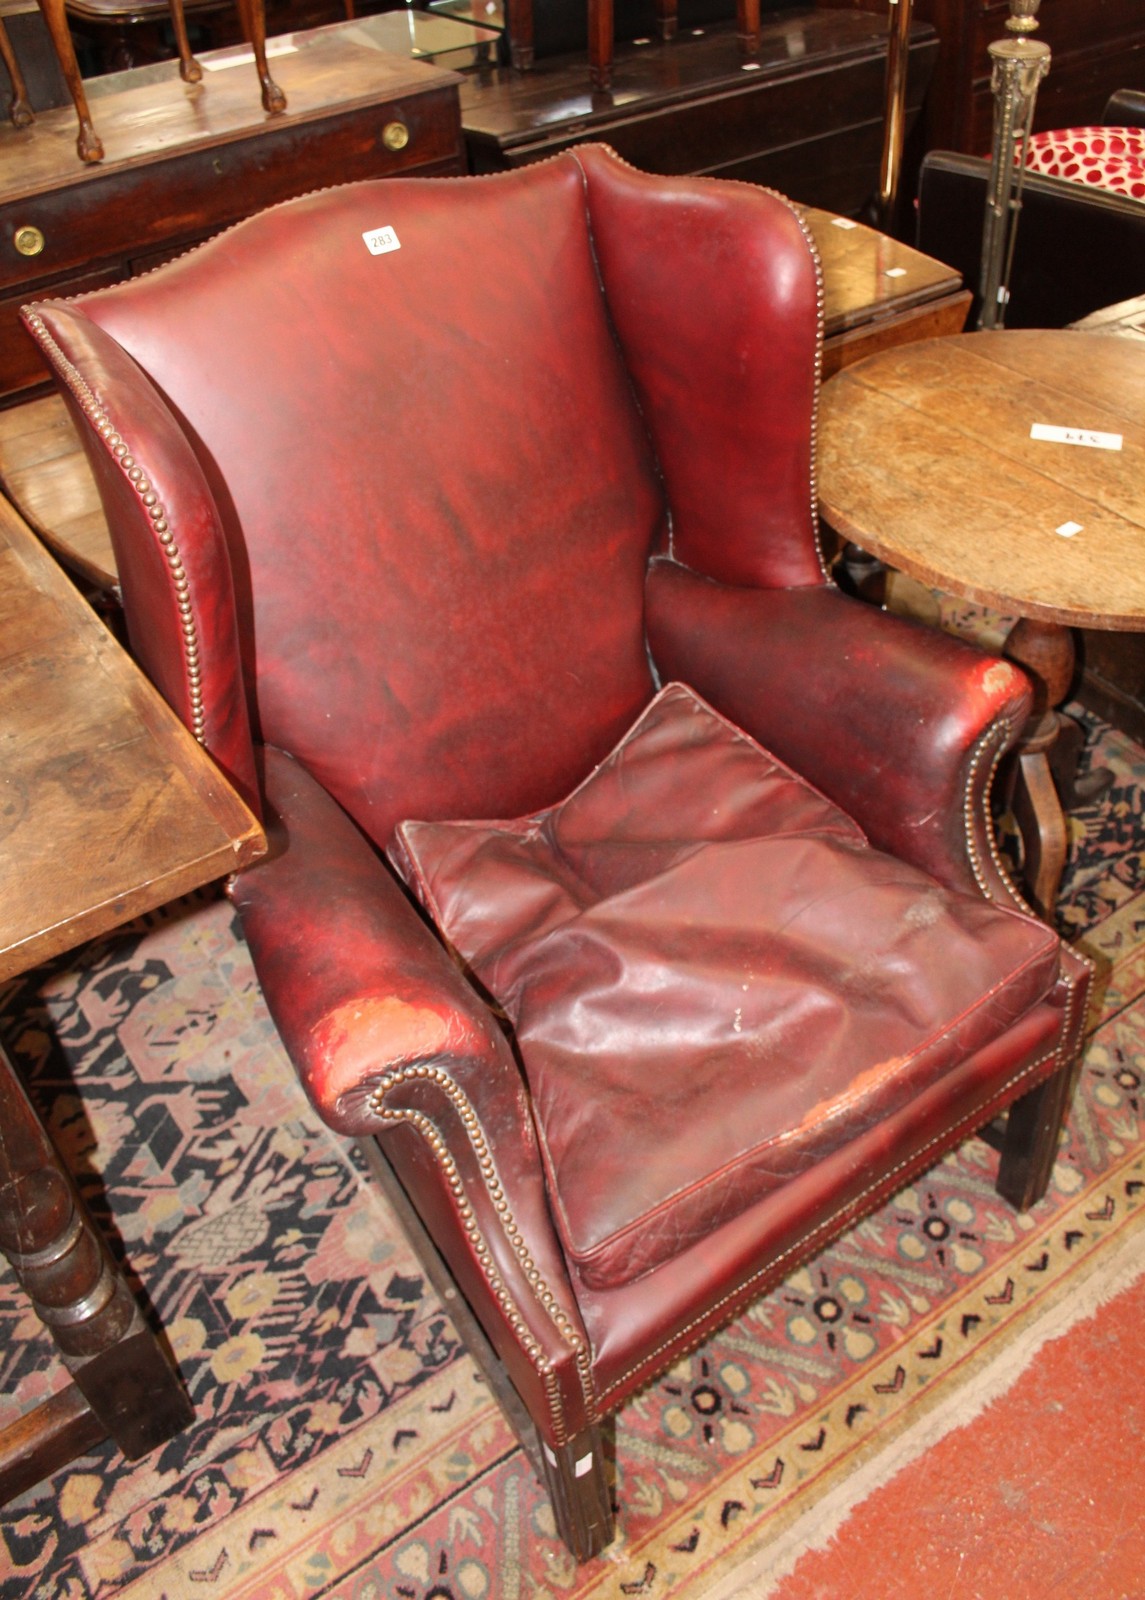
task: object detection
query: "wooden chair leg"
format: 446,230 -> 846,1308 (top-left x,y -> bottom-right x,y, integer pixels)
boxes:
505,0 -> 534,70
538,1419 -> 615,1561
34,0 -> 104,161
166,0 -> 203,83
736,0 -> 761,55
995,1057 -> 1075,1211
0,21 -> 35,128
357,1138 -> 615,1560
235,0 -> 286,114
654,0 -> 677,42
587,0 -> 613,91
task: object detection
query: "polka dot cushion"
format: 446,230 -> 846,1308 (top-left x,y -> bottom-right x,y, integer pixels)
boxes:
1024,127 -> 1145,199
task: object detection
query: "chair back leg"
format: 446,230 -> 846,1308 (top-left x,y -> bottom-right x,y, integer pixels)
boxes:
0,22 -> 34,127
996,1057 -> 1076,1211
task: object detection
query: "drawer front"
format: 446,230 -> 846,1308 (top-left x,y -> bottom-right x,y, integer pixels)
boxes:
1,264 -> 129,402
1,85 -> 461,296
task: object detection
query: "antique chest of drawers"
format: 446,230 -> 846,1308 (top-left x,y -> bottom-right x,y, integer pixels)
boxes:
1,18 -> 463,403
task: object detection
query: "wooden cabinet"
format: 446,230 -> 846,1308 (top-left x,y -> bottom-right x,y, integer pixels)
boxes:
0,20 -> 463,404
461,7 -> 939,218
824,0 -> 1145,155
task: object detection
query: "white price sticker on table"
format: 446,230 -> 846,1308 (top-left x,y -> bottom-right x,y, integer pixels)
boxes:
1030,423 -> 1123,451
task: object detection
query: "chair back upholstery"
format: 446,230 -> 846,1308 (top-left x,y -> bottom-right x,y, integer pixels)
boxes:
25,147 -> 822,843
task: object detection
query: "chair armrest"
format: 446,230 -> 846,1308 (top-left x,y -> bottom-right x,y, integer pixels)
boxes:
646,561 -> 1032,905
231,746 -> 595,1445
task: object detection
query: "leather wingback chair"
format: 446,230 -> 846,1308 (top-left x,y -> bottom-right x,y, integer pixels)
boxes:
23,146 -> 1090,1560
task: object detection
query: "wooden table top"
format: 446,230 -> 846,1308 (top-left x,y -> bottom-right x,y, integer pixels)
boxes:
818,329 -> 1145,631
800,207 -> 963,343
0,493 -> 265,981
0,396 -> 113,593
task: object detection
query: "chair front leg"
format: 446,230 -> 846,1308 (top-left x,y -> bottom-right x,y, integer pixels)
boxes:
538,1418 -> 615,1561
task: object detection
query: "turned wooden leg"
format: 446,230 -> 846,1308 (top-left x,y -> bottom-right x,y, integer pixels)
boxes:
736,0 -> 760,55
0,1043 -> 192,1502
235,0 -> 286,114
34,0 -> 104,161
167,0 -> 203,83
587,0 -> 614,91
505,0 -> 534,70
996,1058 -> 1075,1211
538,1419 -> 615,1560
0,21 -> 35,128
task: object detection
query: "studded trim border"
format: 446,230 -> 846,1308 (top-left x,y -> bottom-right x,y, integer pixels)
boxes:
965,716 -> 1029,908
368,1066 -> 595,1443
962,714 -> 1095,1063
21,310 -> 206,743
593,1041 -> 1063,1412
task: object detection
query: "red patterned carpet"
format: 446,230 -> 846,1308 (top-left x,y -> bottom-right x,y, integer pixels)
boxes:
2,702 -> 1144,1598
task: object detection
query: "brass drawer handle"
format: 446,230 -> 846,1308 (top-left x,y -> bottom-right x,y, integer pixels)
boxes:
14,224 -> 45,258
382,120 -> 410,153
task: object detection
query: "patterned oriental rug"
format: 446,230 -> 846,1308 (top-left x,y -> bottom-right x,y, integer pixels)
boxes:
2,702 -> 1145,1600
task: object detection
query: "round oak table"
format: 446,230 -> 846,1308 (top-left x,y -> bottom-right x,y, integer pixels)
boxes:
817,328 -> 1145,916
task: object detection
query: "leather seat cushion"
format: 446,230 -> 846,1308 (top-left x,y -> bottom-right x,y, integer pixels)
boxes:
391,684 -> 1061,1288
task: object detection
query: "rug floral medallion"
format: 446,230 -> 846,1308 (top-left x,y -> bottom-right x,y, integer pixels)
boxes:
2,708 -> 1144,1600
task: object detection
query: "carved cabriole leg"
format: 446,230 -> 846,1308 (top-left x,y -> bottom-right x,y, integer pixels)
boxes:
1005,616 -> 1077,918
235,0 -> 286,114
1011,719 -> 1068,919
538,1420 -> 615,1561
0,1043 -> 192,1500
587,0 -> 613,91
736,0 -> 761,56
34,0 -> 104,162
0,22 -> 35,128
167,0 -> 203,83
996,1057 -> 1075,1211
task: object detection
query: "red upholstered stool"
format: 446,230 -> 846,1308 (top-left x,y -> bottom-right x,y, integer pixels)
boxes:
1025,127 -> 1145,199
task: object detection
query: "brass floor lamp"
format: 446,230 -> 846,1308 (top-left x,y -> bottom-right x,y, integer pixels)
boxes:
978,0 -> 1051,328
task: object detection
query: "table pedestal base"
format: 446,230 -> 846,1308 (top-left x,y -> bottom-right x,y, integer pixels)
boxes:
1003,618 -> 1109,919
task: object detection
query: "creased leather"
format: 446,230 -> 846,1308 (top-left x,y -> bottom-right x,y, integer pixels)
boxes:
28,159 -> 660,849
395,685 -> 1060,1288
646,562 -> 1034,898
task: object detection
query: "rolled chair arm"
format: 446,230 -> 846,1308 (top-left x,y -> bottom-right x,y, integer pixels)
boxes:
230,746 -> 596,1445
646,561 -> 1033,906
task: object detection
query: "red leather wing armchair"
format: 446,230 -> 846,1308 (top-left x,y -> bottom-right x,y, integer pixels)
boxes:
24,146 -> 1090,1559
